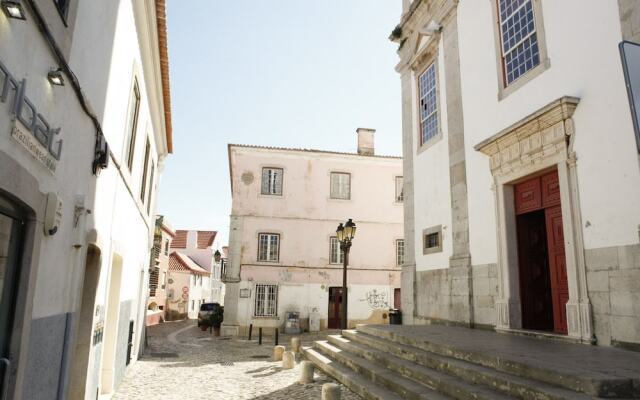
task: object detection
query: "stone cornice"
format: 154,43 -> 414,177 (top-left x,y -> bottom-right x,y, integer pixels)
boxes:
475,96 -> 580,155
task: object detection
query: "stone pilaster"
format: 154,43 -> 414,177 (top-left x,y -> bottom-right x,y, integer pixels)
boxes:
221,214 -> 243,336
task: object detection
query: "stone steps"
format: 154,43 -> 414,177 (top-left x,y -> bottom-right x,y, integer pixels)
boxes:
356,325 -> 632,398
337,331 -> 595,400
302,324 -> 634,400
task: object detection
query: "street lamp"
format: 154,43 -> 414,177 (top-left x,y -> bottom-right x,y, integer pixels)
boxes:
1,1 -> 26,20
214,250 -> 221,263
336,218 -> 356,330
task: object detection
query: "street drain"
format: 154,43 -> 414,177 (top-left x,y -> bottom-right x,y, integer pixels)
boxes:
250,355 -> 270,359
150,352 -> 179,358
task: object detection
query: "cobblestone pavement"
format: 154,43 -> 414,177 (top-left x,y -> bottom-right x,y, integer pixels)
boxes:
113,320 -> 361,400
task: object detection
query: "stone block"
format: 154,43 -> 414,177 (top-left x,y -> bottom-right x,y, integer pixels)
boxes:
609,270 -> 640,292
611,291 -> 640,317
474,307 -> 496,326
282,351 -> 295,369
473,277 -> 497,296
618,244 -> 640,270
589,292 -> 611,316
472,264 -> 490,278
593,313 -> 611,346
299,361 -> 314,384
610,315 -> 640,344
273,345 -> 285,361
475,295 -> 495,309
585,247 -> 619,271
322,383 -> 340,400
586,270 -> 610,292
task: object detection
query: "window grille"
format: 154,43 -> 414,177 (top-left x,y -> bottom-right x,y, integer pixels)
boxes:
425,232 -> 440,249
330,237 -> 345,264
330,172 -> 351,199
261,168 -> 283,195
395,176 -> 404,202
254,284 -> 278,317
419,63 -> 438,145
258,233 -> 280,262
498,0 -> 540,85
396,239 -> 405,266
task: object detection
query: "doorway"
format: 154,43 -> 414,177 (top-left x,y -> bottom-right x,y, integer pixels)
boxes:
514,170 -> 568,334
0,194 -> 24,397
100,254 -> 123,394
327,287 -> 343,329
68,245 -> 101,400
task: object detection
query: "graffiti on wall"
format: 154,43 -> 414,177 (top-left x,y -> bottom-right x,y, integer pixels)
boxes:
360,289 -> 389,310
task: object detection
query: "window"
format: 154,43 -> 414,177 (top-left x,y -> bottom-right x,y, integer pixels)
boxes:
258,233 -> 279,262
140,139 -> 150,202
396,239 -> 405,266
254,284 -> 278,317
418,63 -> 438,145
164,239 -> 169,256
330,172 -> 351,200
124,79 -> 141,171
423,225 -> 443,254
498,0 -> 540,86
395,176 -> 404,202
146,162 -> 155,215
261,167 -> 283,195
54,0 -> 70,21
329,237 -> 345,265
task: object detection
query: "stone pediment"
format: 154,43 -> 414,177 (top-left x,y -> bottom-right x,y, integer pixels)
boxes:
474,96 -> 580,174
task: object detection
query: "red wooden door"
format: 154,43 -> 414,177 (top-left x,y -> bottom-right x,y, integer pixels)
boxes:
328,287 -> 343,329
545,205 -> 568,334
514,170 -> 568,334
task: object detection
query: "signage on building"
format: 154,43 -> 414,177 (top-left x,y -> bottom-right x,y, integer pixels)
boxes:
1,60 -> 64,171
620,41 -> 640,152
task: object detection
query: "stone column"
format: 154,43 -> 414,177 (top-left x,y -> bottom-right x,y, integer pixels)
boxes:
322,383 -> 340,400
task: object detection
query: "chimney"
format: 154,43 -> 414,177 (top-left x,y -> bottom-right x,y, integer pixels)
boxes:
356,128 -> 375,156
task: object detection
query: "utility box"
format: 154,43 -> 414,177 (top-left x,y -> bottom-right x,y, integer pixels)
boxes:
284,311 -> 301,334
309,311 -> 320,332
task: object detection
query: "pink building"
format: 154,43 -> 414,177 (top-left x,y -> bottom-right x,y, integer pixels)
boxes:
222,129 -> 404,336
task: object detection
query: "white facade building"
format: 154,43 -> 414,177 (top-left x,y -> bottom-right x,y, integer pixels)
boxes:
222,129 -> 403,336
395,0 -> 640,348
0,1 -> 172,399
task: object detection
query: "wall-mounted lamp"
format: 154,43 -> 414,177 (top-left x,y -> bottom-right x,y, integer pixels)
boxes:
1,1 -> 26,20
47,69 -> 65,86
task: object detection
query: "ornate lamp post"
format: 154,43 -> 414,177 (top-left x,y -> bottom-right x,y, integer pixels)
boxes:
336,219 -> 356,330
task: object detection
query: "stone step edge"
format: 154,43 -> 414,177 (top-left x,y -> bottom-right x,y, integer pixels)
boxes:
355,325 -> 633,398
326,334 -> 515,400
302,346 -> 405,400
314,340 -> 451,400
341,330 -> 596,400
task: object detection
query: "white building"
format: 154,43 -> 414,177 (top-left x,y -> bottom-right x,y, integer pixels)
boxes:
0,1 -> 172,399
166,252 -> 210,320
222,129 -> 403,336
395,0 -> 640,348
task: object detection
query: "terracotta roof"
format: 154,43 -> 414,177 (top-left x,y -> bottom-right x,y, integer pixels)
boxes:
228,143 -> 401,159
155,0 -> 173,153
171,230 -> 187,248
197,231 -> 217,249
168,252 -> 209,275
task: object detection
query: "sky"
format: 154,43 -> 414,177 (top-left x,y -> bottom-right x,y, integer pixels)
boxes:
157,1 -> 403,245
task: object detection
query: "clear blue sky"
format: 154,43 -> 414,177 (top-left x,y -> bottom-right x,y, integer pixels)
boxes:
157,1 -> 402,245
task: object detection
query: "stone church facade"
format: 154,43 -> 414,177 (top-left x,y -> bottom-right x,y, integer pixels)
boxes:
396,0 -> 640,348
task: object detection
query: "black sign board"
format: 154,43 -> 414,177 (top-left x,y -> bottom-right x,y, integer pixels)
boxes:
619,40 -> 640,152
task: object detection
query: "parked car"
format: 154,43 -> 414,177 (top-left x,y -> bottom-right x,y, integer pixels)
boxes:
197,302 -> 223,327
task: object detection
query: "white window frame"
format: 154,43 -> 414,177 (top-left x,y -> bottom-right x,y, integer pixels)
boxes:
418,62 -> 439,146
330,172 -> 351,200
395,176 -> 404,203
261,167 -> 283,196
329,236 -> 345,265
396,239 -> 405,267
254,284 -> 278,317
258,233 -> 280,262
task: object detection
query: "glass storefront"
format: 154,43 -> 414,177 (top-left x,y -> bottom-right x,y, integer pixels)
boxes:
0,193 -> 24,396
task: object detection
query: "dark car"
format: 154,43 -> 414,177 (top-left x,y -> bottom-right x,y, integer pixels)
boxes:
197,302 -> 222,326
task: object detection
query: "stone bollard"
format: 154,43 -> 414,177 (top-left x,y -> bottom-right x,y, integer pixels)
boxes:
273,345 -> 285,361
299,361 -> 314,384
291,337 -> 301,353
322,383 -> 340,400
282,351 -> 295,369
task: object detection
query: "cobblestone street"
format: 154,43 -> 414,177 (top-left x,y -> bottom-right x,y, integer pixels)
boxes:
112,320 -> 360,400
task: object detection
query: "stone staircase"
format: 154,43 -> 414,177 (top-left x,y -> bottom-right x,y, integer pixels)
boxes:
302,325 -> 640,400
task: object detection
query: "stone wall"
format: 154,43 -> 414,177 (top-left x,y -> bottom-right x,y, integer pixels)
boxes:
619,0 -> 640,43
472,264 -> 498,327
585,243 -> 640,349
113,300 -> 132,390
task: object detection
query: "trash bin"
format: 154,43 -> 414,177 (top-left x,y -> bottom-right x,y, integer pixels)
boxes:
389,309 -> 402,325
284,311 -> 301,334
